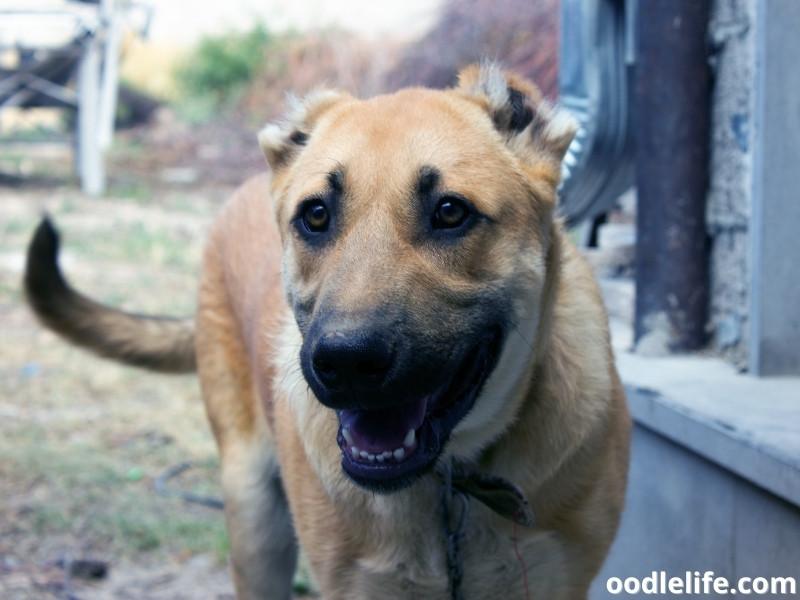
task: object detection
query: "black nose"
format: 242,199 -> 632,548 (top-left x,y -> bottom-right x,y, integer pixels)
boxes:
311,330 -> 394,394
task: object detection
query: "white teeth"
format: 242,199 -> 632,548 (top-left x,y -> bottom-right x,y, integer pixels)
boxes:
342,428 -> 354,445
350,447 -> 406,462
345,430 -> 412,463
403,429 -> 416,448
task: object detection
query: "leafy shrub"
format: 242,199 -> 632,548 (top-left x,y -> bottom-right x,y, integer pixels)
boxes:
173,24 -> 273,120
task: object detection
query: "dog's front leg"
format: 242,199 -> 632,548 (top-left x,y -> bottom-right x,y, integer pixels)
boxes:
196,284 -> 298,599
221,441 -> 298,600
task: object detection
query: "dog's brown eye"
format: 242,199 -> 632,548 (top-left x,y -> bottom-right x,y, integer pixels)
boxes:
432,197 -> 469,229
302,202 -> 330,232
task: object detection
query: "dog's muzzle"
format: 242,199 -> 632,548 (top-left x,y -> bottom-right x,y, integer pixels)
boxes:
300,319 -> 504,492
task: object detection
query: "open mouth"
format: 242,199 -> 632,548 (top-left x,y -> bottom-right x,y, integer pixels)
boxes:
336,330 -> 503,492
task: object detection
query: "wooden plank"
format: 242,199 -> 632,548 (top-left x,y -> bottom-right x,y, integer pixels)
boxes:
749,0 -> 800,375
76,32 -> 104,196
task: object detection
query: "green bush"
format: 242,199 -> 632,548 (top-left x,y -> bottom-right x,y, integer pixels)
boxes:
173,23 -> 272,120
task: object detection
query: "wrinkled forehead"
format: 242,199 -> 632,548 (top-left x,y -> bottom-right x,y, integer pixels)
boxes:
288,89 -> 511,196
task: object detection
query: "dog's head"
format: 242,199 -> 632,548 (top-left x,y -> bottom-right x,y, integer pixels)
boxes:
259,64 -> 576,492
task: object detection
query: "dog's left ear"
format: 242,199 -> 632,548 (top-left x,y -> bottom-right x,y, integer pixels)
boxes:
457,64 -> 577,168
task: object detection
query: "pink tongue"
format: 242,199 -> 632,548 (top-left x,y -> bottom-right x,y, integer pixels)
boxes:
340,397 -> 428,454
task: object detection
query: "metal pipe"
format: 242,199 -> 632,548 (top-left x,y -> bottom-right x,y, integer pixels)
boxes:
634,0 -> 711,353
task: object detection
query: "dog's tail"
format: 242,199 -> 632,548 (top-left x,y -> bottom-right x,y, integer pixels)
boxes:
24,218 -> 197,373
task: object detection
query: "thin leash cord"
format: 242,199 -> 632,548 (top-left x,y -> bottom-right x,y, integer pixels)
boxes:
512,516 -> 531,600
440,458 -> 534,600
440,460 -> 469,600
154,462 -> 224,509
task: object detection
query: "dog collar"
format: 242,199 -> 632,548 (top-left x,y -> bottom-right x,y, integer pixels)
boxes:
448,469 -> 535,527
437,462 -> 535,527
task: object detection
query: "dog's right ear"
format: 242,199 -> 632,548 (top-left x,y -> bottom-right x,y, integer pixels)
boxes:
258,89 -> 351,172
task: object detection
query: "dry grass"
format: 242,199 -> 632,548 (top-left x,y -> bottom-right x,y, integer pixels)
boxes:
0,145 -> 239,597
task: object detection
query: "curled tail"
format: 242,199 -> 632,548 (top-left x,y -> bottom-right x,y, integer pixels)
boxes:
24,218 -> 197,373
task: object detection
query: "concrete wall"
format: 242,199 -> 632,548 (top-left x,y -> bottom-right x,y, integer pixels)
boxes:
591,424 -> 800,599
706,0 -> 756,369
706,0 -> 800,375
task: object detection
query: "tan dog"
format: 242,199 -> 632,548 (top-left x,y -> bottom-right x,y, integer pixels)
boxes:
25,64 -> 630,600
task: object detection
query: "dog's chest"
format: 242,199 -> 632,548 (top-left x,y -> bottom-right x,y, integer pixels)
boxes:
331,492 -> 569,600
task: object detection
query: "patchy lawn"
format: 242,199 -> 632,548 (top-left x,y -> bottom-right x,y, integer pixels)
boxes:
0,166 -> 238,598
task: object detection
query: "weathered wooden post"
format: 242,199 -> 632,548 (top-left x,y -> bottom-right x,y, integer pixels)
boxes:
76,25 -> 104,196
98,0 -> 122,152
76,0 -> 125,196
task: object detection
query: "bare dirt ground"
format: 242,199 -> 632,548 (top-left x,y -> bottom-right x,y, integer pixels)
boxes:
0,116 -> 316,599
